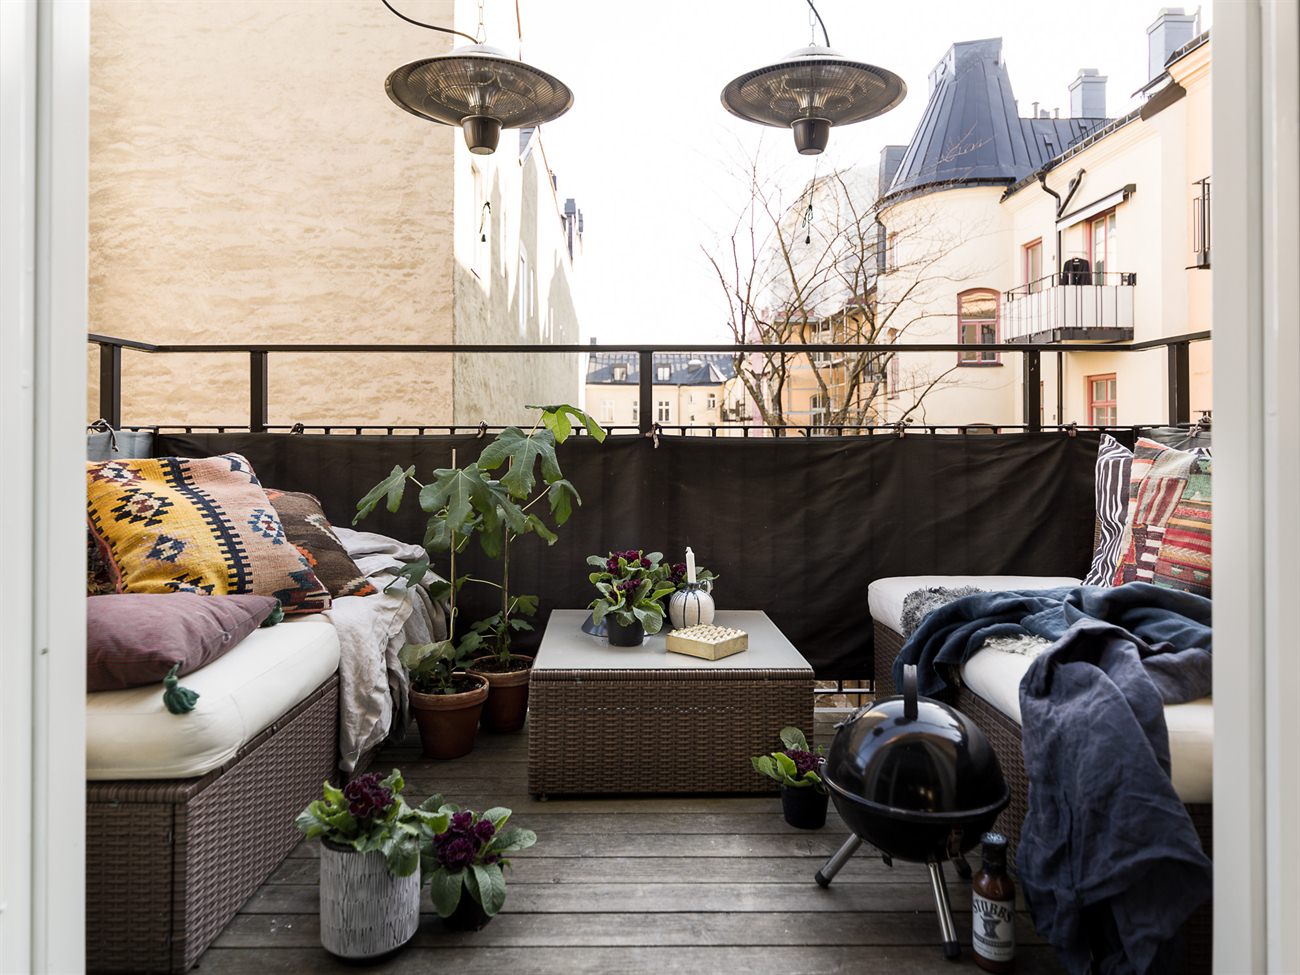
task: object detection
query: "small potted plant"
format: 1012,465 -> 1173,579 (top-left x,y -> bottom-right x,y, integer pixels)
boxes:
401,638 -> 489,759
423,800 -> 537,931
464,593 -> 539,734
751,727 -> 829,829
295,769 -> 449,960
586,549 -> 677,646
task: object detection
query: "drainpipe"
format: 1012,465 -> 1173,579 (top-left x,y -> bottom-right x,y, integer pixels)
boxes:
1037,173 -> 1063,276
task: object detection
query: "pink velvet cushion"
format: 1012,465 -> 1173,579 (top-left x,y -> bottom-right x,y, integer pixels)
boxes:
87,592 -> 278,691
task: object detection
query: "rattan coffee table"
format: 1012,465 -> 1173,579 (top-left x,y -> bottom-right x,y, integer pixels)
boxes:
527,610 -> 814,796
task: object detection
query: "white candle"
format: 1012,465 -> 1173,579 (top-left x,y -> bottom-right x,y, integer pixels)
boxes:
685,547 -> 697,584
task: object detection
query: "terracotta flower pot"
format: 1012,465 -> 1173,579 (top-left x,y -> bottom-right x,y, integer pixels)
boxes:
409,674 -> 488,760
468,655 -> 532,733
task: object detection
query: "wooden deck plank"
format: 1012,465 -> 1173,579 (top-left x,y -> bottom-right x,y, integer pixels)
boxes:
213,910 -> 1048,949
210,717 -> 1062,973
196,945 -> 1067,975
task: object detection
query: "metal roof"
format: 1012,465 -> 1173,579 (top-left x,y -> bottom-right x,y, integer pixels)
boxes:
586,352 -> 736,386
884,38 -> 1108,202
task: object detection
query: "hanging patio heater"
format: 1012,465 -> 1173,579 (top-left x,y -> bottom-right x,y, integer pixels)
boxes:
720,1 -> 906,155
381,0 -> 573,155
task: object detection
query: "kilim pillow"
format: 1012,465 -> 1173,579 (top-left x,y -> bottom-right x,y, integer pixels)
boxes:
1111,438 -> 1212,597
87,592 -> 278,691
264,488 -> 377,598
1082,434 -> 1133,586
86,453 -> 330,614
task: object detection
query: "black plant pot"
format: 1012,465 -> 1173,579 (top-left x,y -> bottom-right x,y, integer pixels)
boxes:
605,617 -> 645,647
442,888 -> 493,931
781,785 -> 829,830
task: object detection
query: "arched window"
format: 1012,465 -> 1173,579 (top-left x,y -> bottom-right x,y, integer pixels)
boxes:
957,289 -> 999,364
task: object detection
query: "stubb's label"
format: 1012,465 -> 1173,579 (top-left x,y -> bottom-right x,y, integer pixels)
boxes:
972,893 -> 1015,962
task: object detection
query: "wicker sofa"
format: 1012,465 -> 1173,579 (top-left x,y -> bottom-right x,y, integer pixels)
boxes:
85,618 -> 346,973
868,575 -> 1213,975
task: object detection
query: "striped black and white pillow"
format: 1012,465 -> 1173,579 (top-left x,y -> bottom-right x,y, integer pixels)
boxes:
1083,434 -> 1133,586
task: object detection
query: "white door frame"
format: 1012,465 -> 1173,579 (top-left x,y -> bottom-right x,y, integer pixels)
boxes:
1211,1 -> 1300,971
0,1 -> 89,971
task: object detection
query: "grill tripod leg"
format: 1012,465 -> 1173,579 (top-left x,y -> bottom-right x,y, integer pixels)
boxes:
927,860 -> 961,961
815,834 -> 862,888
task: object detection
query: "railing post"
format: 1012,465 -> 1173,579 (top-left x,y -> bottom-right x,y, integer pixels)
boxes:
1022,350 -> 1042,431
1167,341 -> 1191,425
98,342 -> 122,427
638,350 -> 653,436
250,351 -> 268,433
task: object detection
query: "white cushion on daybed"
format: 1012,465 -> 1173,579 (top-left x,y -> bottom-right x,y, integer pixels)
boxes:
961,647 -> 1213,804
86,618 -> 340,780
867,575 -> 1081,635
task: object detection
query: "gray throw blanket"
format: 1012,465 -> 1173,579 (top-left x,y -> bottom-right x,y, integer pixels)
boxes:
894,583 -> 1213,974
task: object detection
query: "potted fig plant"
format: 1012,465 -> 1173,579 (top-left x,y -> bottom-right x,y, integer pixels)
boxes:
355,404 -> 605,738
294,769 -> 449,960
586,549 -> 677,646
400,637 -> 488,760
423,800 -> 537,931
751,727 -> 829,830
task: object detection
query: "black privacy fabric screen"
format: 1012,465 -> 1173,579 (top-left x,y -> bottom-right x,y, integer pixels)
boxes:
155,432 -> 1101,678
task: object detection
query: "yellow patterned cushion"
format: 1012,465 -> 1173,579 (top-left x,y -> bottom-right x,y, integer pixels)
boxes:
87,453 -> 330,614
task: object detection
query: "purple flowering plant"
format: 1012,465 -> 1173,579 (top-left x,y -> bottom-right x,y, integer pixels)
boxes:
751,727 -> 827,794
421,800 -> 537,919
294,769 -> 449,877
586,549 -> 677,635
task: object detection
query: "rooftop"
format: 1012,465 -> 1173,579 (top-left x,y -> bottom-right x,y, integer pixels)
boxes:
884,38 -> 1108,201
586,352 -> 736,386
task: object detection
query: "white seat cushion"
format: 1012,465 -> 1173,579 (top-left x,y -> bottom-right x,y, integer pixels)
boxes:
87,618 -> 340,780
867,575 -> 1081,635
961,647 -> 1213,804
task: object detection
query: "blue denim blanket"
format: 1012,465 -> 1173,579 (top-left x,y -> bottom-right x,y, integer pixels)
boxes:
893,583 -> 1213,975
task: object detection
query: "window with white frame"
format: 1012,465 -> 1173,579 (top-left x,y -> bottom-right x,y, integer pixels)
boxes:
706,393 -> 717,411
657,400 -> 671,422
612,363 -> 628,382
631,400 -> 638,424
600,400 -> 614,423
656,364 -> 671,382
957,289 -> 999,364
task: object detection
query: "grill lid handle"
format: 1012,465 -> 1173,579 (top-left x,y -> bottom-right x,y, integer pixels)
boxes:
903,664 -> 918,721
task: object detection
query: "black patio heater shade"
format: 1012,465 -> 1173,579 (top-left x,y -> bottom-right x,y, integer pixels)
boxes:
720,1 -> 906,156
387,43 -> 574,155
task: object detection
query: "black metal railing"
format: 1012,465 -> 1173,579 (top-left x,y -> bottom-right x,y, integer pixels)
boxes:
88,331 -> 1211,435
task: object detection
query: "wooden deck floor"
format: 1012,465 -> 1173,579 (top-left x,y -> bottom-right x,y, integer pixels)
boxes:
201,715 -> 1063,974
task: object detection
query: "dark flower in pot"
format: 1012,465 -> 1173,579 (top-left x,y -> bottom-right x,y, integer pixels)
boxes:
422,800 -> 537,930
586,549 -> 677,643
752,727 -> 830,830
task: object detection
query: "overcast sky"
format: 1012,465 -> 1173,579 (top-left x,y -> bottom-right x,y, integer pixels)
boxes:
513,0 -> 1209,343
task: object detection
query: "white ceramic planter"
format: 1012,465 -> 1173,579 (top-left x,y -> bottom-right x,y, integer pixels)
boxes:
319,841 -> 420,960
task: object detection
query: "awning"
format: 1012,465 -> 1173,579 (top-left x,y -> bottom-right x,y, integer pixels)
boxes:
1057,184 -> 1137,229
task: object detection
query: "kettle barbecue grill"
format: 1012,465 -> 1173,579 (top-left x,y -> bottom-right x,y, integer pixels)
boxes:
815,665 -> 1010,960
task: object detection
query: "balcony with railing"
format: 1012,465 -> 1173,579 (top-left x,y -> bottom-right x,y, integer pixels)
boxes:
1002,270 -> 1137,344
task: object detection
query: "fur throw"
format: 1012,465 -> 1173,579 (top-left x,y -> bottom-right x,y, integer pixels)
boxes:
898,586 -> 983,636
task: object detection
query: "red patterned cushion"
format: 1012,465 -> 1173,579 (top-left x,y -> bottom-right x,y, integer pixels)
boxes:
264,489 -> 376,598
1112,438 -> 1212,596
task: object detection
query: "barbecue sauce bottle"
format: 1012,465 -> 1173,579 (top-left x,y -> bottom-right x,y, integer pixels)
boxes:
971,832 -> 1016,972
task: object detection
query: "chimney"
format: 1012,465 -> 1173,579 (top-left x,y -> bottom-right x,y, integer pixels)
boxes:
1069,68 -> 1107,118
1148,8 -> 1197,79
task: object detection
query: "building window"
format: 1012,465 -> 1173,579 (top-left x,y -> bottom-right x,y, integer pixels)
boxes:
656,364 -> 670,382
1090,210 -> 1117,281
657,400 -> 671,423
1087,374 -> 1118,426
612,363 -> 628,382
600,400 -> 614,424
809,393 -> 830,432
957,289 -> 999,364
1023,238 -> 1043,293
706,393 -> 717,411
1191,176 -> 1211,268
631,400 -> 638,424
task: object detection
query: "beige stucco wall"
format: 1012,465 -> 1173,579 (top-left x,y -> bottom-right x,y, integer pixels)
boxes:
87,0 -> 458,428
452,134 -> 582,426
876,188 -> 1019,426
583,381 -> 729,430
